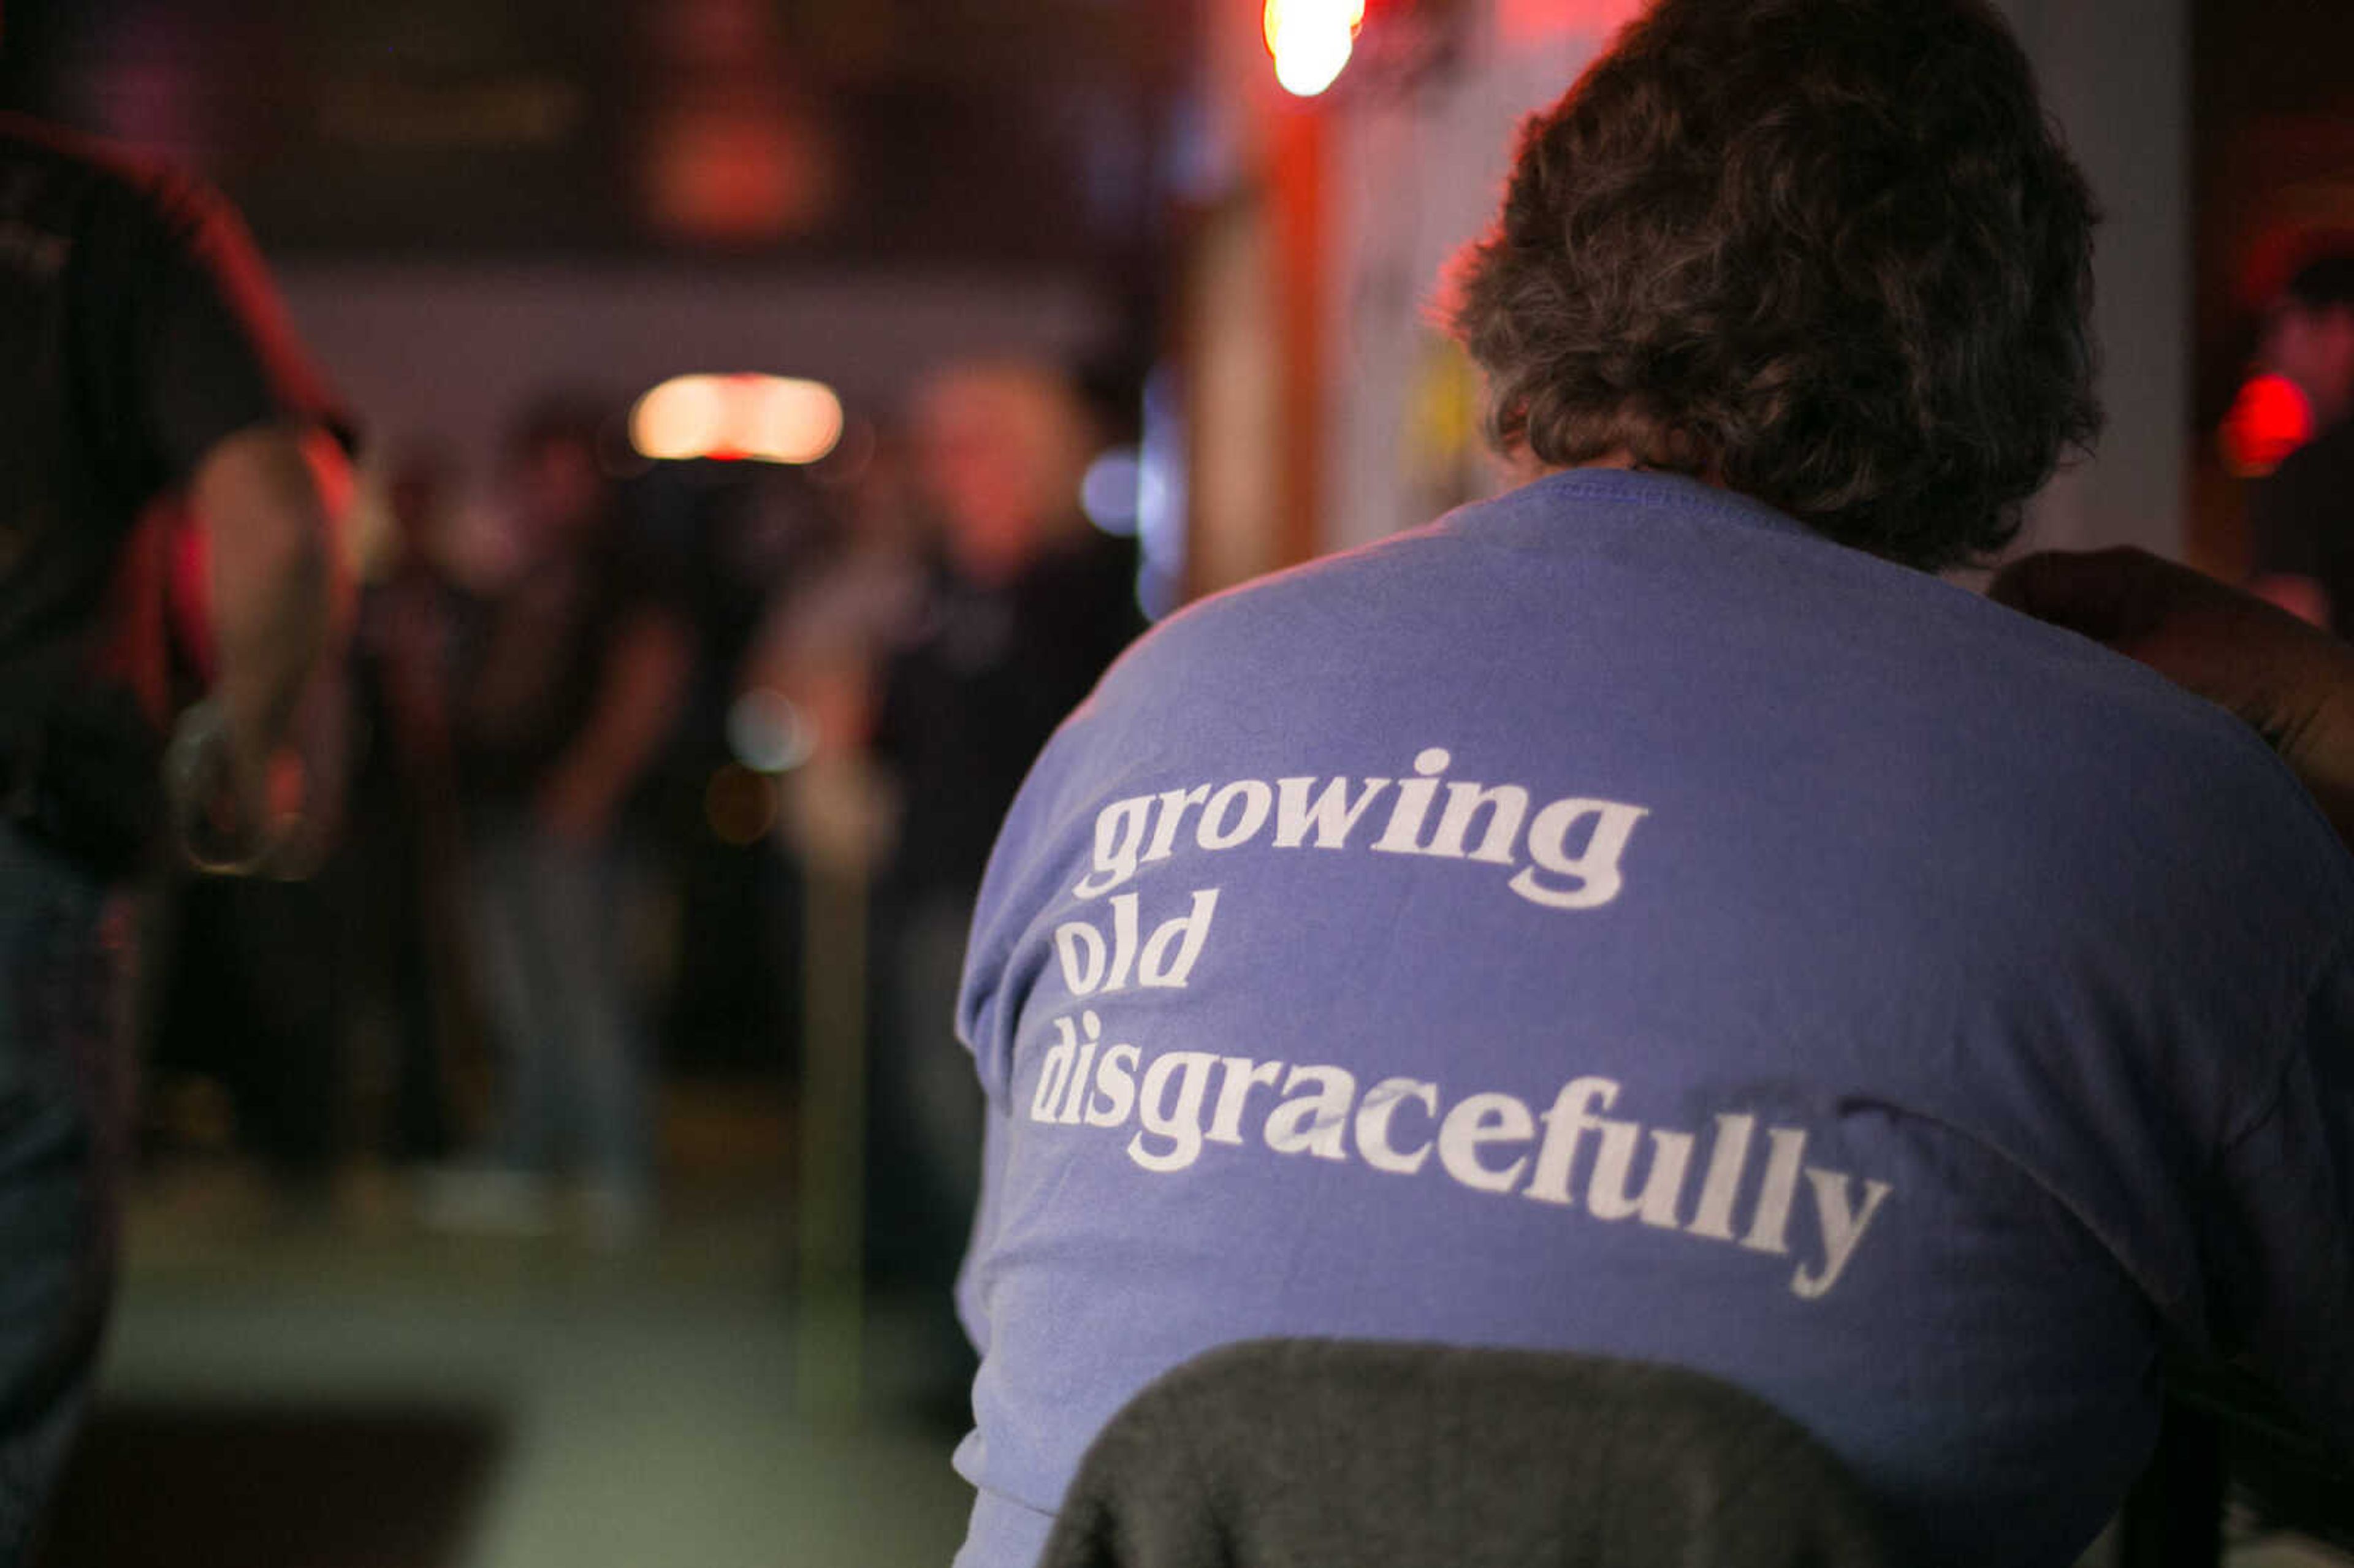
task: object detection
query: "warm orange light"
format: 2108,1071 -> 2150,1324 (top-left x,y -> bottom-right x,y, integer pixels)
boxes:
630,374 -> 845,465
742,375 -> 846,465
632,375 -> 731,461
1265,0 -> 1366,97
2220,373 -> 2315,479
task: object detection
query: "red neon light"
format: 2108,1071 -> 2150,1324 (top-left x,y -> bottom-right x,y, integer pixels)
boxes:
2220,373 -> 2314,478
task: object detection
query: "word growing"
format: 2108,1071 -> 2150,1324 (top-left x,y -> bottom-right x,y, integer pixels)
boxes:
1072,748 -> 1648,911
1029,1012 -> 1894,1300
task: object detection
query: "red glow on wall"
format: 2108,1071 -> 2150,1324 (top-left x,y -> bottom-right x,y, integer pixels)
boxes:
2219,373 -> 2315,478
644,108 -> 832,245
1499,0 -> 1641,46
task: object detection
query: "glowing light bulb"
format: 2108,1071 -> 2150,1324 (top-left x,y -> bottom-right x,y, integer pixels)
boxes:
631,376 -> 729,461
631,373 -> 846,464
1265,0 -> 1366,97
2219,372 -> 2314,479
744,376 -> 845,465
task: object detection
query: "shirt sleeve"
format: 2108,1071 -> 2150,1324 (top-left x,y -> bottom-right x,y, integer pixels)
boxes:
2200,944 -> 2354,1453
955,1098 -> 1013,1357
128,168 -> 351,480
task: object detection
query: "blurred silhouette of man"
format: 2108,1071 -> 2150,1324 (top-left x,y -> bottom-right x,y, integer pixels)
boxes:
866,360 -> 1142,1404
2250,254 -> 2354,632
341,452 -> 471,1165
944,4 -> 2352,1566
440,400 -> 691,1243
0,112 -> 346,1559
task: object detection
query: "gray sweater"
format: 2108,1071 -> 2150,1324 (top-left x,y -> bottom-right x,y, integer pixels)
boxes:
1040,1339 -> 1892,1568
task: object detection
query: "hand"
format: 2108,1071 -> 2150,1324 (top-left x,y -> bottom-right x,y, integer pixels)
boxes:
164,698 -> 308,875
1988,547 -> 2354,844
785,753 -> 899,880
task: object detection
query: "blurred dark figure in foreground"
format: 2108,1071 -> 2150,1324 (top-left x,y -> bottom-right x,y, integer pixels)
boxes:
339,453 -> 474,1165
2249,254 -> 2354,631
0,115 -> 345,1559
430,401 -> 691,1244
942,3 -> 2352,1565
866,362 -> 1141,1395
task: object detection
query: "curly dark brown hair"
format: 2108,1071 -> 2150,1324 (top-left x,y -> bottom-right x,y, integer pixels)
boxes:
1446,0 -> 2100,571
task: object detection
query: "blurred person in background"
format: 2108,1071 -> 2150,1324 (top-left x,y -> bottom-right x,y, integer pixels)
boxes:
746,424 -> 928,880
430,398 -> 692,1244
338,451 -> 474,1168
2249,253 -> 2354,632
943,2 -> 2352,1564
0,111 -> 346,1561
866,361 -> 1143,1408
730,429 -> 926,1065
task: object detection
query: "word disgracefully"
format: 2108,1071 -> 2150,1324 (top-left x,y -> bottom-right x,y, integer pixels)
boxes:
1028,1011 -> 1895,1300
1072,748 -> 1649,911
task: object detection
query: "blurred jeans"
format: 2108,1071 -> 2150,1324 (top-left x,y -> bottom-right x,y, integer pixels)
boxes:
467,812 -> 649,1202
867,885 -> 986,1409
874,888 -> 985,1263
0,822 -> 129,1565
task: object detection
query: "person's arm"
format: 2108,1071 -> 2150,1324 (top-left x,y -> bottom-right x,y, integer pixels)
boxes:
120,161 -> 355,856
2244,451 -> 2335,630
192,422 -> 346,805
2249,573 -> 2332,630
535,607 -> 694,842
956,1096 -> 1011,1361
1997,547 -> 2354,1455
1988,547 -> 2354,847
2201,962 -> 2354,1456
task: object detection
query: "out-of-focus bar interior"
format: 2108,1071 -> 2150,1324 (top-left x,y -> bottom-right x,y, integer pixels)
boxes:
0,0 -> 2349,1564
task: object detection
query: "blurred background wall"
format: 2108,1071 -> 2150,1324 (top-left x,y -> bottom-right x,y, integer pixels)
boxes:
271,264 -> 1114,511
8,0 -> 2342,587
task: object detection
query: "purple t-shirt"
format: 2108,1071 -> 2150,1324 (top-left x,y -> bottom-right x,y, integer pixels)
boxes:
951,469 -> 2354,1568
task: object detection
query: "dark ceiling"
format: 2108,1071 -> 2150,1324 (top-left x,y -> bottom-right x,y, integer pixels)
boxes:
0,0 -> 1198,266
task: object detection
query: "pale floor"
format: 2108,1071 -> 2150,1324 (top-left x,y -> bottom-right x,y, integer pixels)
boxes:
90,1159 -> 975,1568
85,1159 -> 2350,1568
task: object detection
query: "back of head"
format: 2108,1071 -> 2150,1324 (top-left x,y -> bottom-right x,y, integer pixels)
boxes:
503,392 -> 614,539
1447,0 -> 2100,572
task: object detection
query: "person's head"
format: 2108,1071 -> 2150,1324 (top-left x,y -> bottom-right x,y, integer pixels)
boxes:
2262,256 -> 2354,430
910,359 -> 1097,584
503,395 -> 613,546
386,449 -> 452,555
1447,0 -> 2100,573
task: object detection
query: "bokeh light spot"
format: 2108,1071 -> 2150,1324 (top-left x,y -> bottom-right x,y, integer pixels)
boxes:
631,374 -> 845,465
1265,0 -> 1366,97
728,687 -> 815,774
2220,373 -> 2314,479
1080,447 -> 1143,535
